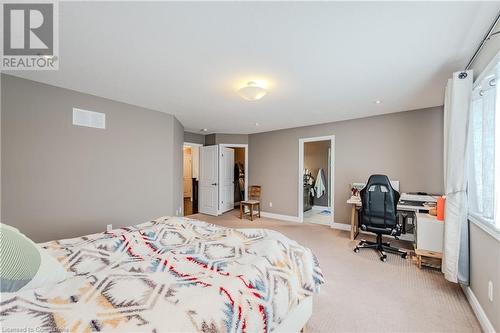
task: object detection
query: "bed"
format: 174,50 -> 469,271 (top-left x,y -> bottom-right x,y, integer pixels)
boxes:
1,216 -> 324,332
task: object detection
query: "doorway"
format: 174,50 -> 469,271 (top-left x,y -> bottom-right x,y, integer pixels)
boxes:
198,144 -> 248,216
298,136 -> 335,225
183,142 -> 202,216
218,144 -> 248,215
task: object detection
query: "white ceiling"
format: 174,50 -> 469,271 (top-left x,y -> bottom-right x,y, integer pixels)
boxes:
7,1 -> 500,134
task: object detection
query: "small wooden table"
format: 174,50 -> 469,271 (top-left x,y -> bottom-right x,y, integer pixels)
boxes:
347,198 -> 361,240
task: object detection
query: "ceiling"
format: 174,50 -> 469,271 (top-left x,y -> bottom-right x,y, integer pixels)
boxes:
7,1 -> 500,134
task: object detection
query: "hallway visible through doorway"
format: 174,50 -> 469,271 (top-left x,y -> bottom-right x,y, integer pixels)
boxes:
299,136 -> 335,225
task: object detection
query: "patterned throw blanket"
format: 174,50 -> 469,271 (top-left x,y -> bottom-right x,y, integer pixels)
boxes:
1,217 -> 324,332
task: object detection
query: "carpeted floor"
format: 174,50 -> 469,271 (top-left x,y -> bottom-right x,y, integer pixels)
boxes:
189,210 -> 481,332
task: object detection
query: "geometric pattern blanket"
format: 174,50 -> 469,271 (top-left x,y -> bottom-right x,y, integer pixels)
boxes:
1,216 -> 324,332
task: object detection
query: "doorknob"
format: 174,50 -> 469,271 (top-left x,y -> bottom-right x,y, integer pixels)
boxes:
212,183 -> 217,186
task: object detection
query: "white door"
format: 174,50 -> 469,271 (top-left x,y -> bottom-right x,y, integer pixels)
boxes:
199,145 -> 219,216
219,146 -> 235,213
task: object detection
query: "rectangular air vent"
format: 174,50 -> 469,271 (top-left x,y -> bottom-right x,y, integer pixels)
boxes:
72,108 -> 106,129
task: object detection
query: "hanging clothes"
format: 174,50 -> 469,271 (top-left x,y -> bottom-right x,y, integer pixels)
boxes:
234,162 -> 245,203
314,168 -> 326,198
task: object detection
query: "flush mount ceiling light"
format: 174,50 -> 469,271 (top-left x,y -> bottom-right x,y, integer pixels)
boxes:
374,100 -> 382,104
237,81 -> 267,101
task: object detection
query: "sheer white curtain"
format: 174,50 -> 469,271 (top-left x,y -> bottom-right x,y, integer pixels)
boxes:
443,70 -> 472,284
469,63 -> 499,229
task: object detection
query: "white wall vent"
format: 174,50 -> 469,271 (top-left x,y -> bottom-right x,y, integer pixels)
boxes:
72,108 -> 106,129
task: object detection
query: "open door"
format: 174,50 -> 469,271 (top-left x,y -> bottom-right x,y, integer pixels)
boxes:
199,145 -> 219,216
219,146 -> 235,213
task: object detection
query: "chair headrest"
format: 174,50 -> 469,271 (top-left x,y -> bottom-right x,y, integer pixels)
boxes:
366,174 -> 393,189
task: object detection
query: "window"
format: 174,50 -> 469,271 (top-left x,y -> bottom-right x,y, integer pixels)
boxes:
468,56 -> 500,232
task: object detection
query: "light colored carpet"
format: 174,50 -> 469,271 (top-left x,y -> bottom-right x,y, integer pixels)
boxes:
190,210 -> 481,333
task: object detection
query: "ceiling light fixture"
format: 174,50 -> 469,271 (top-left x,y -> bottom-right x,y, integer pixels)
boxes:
237,81 -> 267,101
201,128 -> 208,132
374,100 -> 382,104
255,122 -> 260,126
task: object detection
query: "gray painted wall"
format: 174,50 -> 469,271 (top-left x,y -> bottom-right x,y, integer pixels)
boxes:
249,106 -> 444,224
468,19 -> 500,332
1,74 -> 183,242
214,134 -> 248,145
469,223 -> 500,331
205,134 -> 216,145
184,131 -> 205,145
205,133 -> 249,145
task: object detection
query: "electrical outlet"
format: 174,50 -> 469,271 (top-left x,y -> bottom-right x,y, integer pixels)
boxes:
106,224 -> 112,232
269,202 -> 273,207
488,280 -> 493,302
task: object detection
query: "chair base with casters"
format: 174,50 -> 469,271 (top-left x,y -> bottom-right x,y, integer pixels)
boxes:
354,234 -> 408,262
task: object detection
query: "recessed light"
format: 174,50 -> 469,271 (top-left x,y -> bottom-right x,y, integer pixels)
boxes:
201,128 -> 208,132
374,100 -> 382,104
255,122 -> 259,126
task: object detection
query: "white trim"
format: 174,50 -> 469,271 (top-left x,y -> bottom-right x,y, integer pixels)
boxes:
331,222 -> 351,231
469,215 -> 500,243
298,135 -> 336,226
461,285 -> 496,333
260,211 -> 301,223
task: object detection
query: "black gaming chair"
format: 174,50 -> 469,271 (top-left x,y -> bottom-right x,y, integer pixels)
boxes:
353,175 -> 407,262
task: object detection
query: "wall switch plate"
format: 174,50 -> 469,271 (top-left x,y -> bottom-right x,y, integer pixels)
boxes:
269,202 -> 273,207
488,280 -> 493,302
106,224 -> 112,232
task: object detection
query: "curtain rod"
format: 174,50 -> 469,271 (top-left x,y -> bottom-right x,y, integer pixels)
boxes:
463,11 -> 500,72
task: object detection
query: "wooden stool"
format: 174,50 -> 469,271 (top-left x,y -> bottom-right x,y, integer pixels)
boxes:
240,186 -> 261,221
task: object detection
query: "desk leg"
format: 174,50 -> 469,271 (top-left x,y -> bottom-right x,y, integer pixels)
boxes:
350,205 -> 358,240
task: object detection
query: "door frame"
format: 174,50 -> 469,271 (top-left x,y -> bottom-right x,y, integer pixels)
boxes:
183,142 -> 203,215
218,143 -> 249,214
298,135 -> 335,225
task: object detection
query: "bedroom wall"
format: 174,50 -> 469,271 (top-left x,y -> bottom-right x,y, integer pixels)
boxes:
214,134 -> 248,145
184,131 -> 205,145
1,74 -> 184,242
205,133 -> 249,145
249,106 -> 444,224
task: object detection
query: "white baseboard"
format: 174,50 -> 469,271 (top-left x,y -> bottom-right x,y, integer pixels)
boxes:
461,285 -> 496,333
331,222 -> 351,231
260,212 -> 301,223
